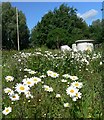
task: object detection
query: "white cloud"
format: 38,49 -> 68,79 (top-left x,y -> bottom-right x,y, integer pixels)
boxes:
77,9 -> 98,20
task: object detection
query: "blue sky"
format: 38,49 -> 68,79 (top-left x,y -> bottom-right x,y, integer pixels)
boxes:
11,2 -> 102,31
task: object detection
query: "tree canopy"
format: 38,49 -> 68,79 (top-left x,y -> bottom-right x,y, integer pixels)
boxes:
30,4 -> 90,49
2,3 -> 104,50
2,2 -> 30,50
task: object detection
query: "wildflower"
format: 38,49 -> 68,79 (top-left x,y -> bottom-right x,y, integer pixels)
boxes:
9,94 -> 19,101
61,79 -> 67,83
47,70 -> 53,76
100,62 -> 102,65
72,92 -> 82,101
28,70 -> 37,74
43,85 -> 53,92
40,75 -> 46,78
71,81 -> 83,89
24,68 -> 31,72
2,107 -> 12,115
69,75 -> 78,81
64,103 -> 70,107
30,77 -> 41,84
56,94 -> 61,98
62,74 -> 70,79
15,83 -> 30,94
22,78 -> 34,87
47,70 -> 59,78
66,86 -> 79,97
24,91 -> 33,99
4,88 -> 14,95
5,76 -> 14,82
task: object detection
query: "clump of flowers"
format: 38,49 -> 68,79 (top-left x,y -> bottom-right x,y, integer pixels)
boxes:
47,70 -> 59,78
66,76 -> 83,101
43,85 -> 53,92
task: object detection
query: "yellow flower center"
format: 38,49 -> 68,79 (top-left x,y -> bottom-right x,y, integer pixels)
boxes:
6,109 -> 9,113
45,88 -> 49,91
33,79 -> 37,82
7,90 -> 11,92
20,86 -> 25,90
75,83 -> 79,86
27,81 -> 31,84
53,73 -> 56,76
70,89 -> 74,93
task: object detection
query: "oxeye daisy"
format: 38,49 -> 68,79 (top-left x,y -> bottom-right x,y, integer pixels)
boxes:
62,74 -> 70,79
56,94 -> 61,98
69,75 -> 78,81
22,78 -> 34,87
28,70 -> 37,74
30,77 -> 41,84
64,103 -> 70,107
9,93 -> 20,101
2,107 -> 12,115
72,92 -> 82,101
66,86 -> 79,97
24,91 -> 33,99
43,85 -> 53,92
4,88 -> 14,95
47,70 -> 54,77
5,76 -> 14,82
15,83 -> 30,94
71,81 -> 83,88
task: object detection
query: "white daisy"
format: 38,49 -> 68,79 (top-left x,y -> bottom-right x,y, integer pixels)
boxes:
5,76 -> 14,82
62,74 -> 70,79
4,88 -> 14,95
22,78 -> 34,87
28,70 -> 37,74
71,81 -> 83,88
40,75 -> 46,78
64,103 -> 70,107
56,94 -> 61,98
24,91 -> 33,99
43,85 -> 53,92
61,79 -> 67,83
30,77 -> 41,84
66,86 -> 79,97
47,70 -> 59,78
47,70 -> 53,77
51,72 -> 59,78
15,83 -> 30,94
9,93 -> 20,101
2,107 -> 12,115
72,92 -> 82,101
69,75 -> 78,81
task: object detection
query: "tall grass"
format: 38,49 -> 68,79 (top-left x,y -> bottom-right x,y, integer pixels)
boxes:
2,47 -> 103,119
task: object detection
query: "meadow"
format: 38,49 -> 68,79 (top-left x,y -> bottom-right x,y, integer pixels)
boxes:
2,47 -> 104,119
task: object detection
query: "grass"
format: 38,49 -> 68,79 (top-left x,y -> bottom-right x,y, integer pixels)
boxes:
2,47 -> 104,119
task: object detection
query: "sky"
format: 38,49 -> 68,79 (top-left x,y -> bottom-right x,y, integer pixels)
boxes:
11,2 -> 102,31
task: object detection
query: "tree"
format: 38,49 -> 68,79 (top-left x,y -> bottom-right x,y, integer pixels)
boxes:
89,19 -> 103,44
47,28 -> 69,49
30,4 -> 89,49
2,2 -> 30,50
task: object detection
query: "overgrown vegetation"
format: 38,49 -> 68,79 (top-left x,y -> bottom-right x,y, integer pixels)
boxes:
2,47 -> 104,119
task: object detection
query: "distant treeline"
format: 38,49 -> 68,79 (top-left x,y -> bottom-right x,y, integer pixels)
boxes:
2,2 -> 104,50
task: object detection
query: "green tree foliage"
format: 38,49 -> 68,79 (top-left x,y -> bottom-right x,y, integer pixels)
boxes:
30,4 -> 89,49
47,28 -> 69,49
89,19 -> 104,44
2,2 -> 30,50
